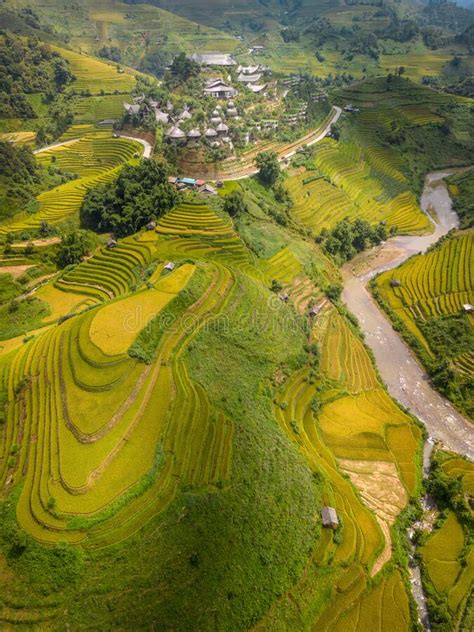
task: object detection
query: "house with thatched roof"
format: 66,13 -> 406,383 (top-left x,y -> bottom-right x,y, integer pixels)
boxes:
237,72 -> 263,85
165,126 -> 186,142
187,128 -> 202,140
155,109 -> 169,124
216,122 -> 229,136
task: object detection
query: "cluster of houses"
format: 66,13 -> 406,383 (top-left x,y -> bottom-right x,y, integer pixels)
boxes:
236,64 -> 268,94
283,102 -> 308,126
167,176 -> 218,195
187,52 -> 270,96
165,101 -> 240,149
123,95 -> 189,126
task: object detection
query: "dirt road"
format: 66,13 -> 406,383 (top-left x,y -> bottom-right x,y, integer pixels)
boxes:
342,170 -> 473,460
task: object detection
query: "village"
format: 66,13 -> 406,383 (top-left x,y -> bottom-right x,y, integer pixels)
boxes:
122,51 -> 329,165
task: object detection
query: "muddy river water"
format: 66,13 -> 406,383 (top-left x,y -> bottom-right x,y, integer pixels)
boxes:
342,170 -> 473,460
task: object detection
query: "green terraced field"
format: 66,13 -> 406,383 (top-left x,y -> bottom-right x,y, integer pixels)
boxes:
71,94 -> 132,125
3,261 -> 235,547
53,46 -> 136,95
375,231 -> 474,415
377,232 -> 473,325
419,451 -> 474,628
0,133 -> 143,233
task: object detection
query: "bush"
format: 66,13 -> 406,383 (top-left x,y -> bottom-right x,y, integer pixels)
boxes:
223,190 -> 247,218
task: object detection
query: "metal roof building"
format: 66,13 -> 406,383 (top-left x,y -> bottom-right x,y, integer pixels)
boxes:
189,53 -> 236,66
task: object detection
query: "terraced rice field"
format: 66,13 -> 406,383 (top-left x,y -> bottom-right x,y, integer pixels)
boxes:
150,201 -> 264,280
0,131 -> 36,145
327,570 -> 411,632
0,260 -> 235,547
0,133 -> 142,233
287,122 -> 430,234
419,452 -> 474,625
261,246 -> 303,284
270,301 -> 420,607
71,94 -> 131,125
335,77 -> 457,111
376,231 -> 474,370
422,510 -> 473,618
56,236 -> 155,300
313,140 -> 428,233
53,46 -> 136,95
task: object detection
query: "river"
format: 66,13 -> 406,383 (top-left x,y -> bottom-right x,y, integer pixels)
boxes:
342,170 -> 474,460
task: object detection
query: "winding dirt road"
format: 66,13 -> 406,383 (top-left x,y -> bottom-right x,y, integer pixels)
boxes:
221,106 -> 342,181
342,170 -> 473,460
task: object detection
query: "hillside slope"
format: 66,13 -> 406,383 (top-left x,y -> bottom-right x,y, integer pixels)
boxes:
0,189 -> 422,629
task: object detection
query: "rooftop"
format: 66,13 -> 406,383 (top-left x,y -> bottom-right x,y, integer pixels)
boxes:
321,507 -> 339,528
189,53 -> 236,66
165,126 -> 185,139
237,73 -> 263,84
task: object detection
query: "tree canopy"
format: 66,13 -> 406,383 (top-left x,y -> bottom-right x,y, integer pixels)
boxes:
56,230 -> 96,269
320,218 -> 388,264
80,159 -> 180,237
165,52 -> 200,88
223,190 -> 247,218
255,151 -> 281,187
0,34 -> 74,119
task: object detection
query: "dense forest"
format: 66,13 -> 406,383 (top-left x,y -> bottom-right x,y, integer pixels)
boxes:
0,34 -> 74,119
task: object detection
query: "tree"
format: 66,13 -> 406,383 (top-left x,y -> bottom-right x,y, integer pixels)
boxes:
56,230 -> 95,268
80,159 -> 179,237
320,218 -> 388,264
325,284 -> 342,302
330,123 -> 341,140
223,190 -> 247,218
397,66 -> 406,77
166,52 -> 200,85
255,151 -> 280,187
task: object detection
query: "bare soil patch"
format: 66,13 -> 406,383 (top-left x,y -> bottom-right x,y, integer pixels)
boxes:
338,459 -> 408,576
0,264 -> 35,278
